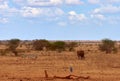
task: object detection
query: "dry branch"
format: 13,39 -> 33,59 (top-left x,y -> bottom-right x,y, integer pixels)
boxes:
53,75 -> 90,79
44,70 -> 90,80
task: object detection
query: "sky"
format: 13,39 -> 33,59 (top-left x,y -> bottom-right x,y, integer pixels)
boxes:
0,0 -> 120,40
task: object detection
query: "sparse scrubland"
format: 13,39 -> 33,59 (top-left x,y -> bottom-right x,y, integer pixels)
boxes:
0,39 -> 120,81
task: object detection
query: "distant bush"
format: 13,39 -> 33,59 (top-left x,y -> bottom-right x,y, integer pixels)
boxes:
0,41 -> 2,45
0,50 -> 7,56
99,38 -> 117,54
50,41 -> 66,52
32,39 -> 51,51
8,39 -> 20,50
66,42 -> 78,51
8,39 -> 20,56
0,49 -> 9,56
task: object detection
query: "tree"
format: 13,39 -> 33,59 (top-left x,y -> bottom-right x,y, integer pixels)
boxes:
99,38 -> 117,54
51,41 -> 66,52
32,39 -> 50,51
8,39 -> 20,56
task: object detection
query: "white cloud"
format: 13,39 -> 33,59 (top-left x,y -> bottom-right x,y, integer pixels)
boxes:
88,0 -> 120,6
66,0 -> 83,5
21,7 -> 43,17
107,16 -> 120,24
68,11 -> 87,21
104,0 -> 120,3
21,7 -> 64,18
68,11 -> 77,15
0,0 -> 7,3
27,0 -> 84,6
88,0 -> 100,4
27,0 -> 63,7
57,22 -> 67,26
0,17 -> 8,23
13,0 -> 25,3
91,14 -> 105,20
13,0 -> 27,5
0,0 -> 119,25
90,13 -> 120,25
8,8 -> 19,13
93,5 -> 120,14
54,8 -> 64,16
0,1 -> 19,16
51,0 -> 63,5
0,1 -> 9,10
41,8 -> 64,17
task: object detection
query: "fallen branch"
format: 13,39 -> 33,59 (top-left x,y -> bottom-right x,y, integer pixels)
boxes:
53,75 -> 90,79
44,70 -> 90,80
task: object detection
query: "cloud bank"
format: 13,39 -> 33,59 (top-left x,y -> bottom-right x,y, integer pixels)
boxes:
0,0 -> 120,25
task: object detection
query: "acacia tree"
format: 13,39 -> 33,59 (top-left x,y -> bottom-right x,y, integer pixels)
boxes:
8,39 -> 20,56
99,38 -> 117,54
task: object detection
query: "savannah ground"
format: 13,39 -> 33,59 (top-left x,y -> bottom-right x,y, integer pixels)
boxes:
0,44 -> 120,81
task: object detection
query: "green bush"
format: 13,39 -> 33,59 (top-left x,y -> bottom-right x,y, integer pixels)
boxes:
50,41 -> 66,52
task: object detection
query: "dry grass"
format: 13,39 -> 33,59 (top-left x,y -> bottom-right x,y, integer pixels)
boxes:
0,44 -> 120,81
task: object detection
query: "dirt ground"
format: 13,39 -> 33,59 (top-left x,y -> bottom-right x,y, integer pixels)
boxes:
0,50 -> 120,81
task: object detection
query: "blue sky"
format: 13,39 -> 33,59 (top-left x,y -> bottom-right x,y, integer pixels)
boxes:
0,0 -> 120,40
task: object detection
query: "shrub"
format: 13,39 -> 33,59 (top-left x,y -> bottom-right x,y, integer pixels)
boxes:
0,50 -> 7,56
32,39 -> 51,51
50,41 -> 66,52
8,39 -> 20,56
66,42 -> 78,51
99,38 -> 117,54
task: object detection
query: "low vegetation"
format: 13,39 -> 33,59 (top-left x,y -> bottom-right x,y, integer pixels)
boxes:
0,38 -> 120,81
7,39 -> 20,56
66,42 -> 78,51
32,39 -> 50,51
0,38 -> 119,56
99,38 -> 118,54
50,41 -> 66,52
